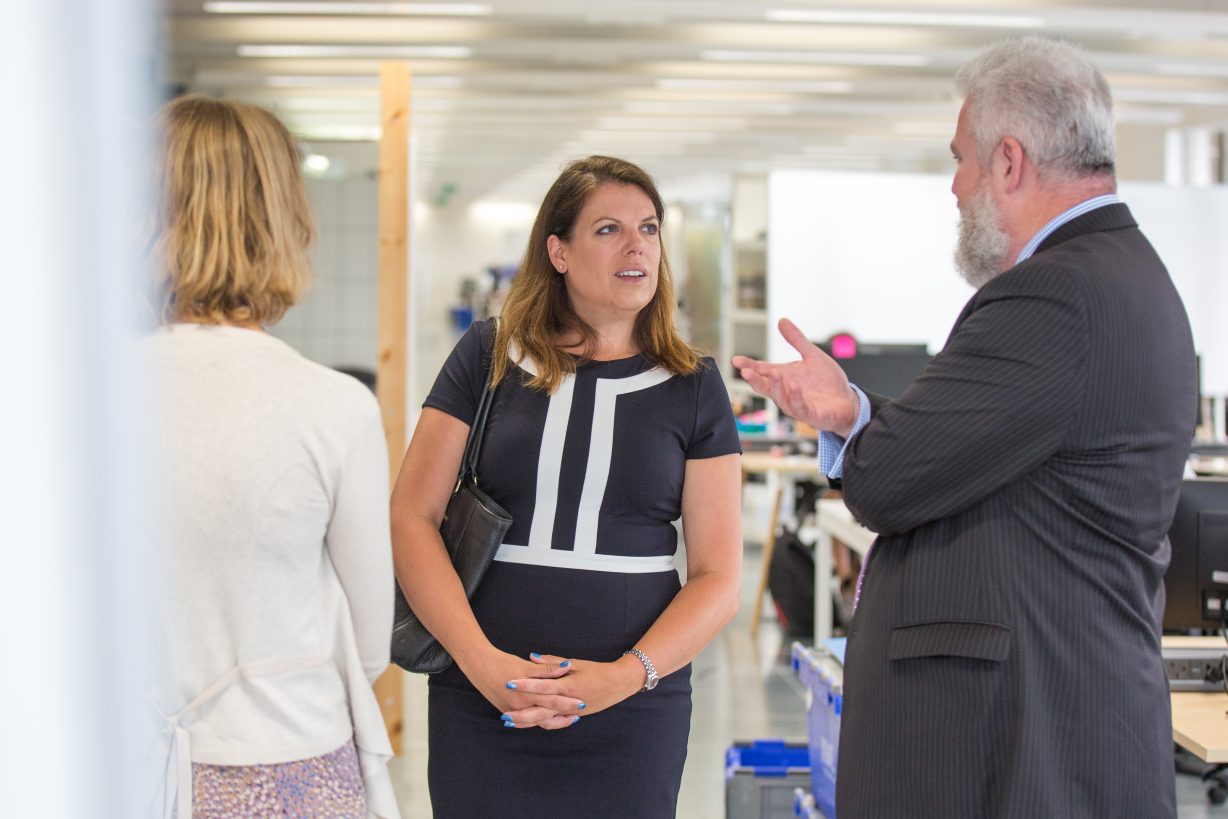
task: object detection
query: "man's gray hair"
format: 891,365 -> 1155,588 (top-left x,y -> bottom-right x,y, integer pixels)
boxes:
954,36 -> 1115,179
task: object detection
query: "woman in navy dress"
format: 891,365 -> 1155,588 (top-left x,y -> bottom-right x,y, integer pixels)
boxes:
391,156 -> 743,817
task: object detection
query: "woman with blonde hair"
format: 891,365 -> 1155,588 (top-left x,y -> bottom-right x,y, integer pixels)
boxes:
141,95 -> 397,819
392,155 -> 743,817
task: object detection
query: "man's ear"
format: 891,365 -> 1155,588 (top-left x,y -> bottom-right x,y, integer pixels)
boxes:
546,234 -> 567,273
996,136 -> 1026,194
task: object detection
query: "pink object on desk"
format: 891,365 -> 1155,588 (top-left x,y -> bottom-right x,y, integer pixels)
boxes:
830,333 -> 857,359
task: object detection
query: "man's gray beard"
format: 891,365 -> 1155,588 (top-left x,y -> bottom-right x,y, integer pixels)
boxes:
954,187 -> 1012,289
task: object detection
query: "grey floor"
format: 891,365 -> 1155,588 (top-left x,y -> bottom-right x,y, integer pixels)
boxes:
387,545 -> 1227,818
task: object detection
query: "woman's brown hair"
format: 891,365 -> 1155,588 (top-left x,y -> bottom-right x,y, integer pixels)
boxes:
493,155 -> 700,392
147,94 -> 314,325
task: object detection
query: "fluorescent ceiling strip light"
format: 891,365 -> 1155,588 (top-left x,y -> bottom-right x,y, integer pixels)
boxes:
271,98 -> 381,111
415,76 -> 465,88
623,100 -> 799,116
1155,62 -> 1228,78
262,74 -> 462,88
891,122 -> 955,136
578,130 -> 717,145
265,74 -> 380,87
702,50 -> 929,67
239,44 -> 472,58
1114,88 -> 1228,105
766,9 -> 1043,28
597,116 -> 749,132
656,78 -> 853,93
290,125 -> 383,140
205,2 -> 491,14
1113,106 -> 1184,126
563,141 -> 691,156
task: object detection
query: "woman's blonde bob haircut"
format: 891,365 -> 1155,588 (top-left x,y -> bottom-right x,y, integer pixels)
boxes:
147,95 -> 314,325
493,155 -> 700,392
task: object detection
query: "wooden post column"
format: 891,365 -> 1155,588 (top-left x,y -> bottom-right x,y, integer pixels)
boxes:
373,61 -> 411,756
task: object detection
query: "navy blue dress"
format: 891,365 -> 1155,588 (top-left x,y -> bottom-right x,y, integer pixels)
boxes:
423,320 -> 740,818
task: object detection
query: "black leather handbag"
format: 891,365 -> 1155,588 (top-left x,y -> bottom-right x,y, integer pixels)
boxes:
390,352 -> 512,674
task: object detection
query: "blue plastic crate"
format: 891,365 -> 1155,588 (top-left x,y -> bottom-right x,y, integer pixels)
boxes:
792,642 -> 843,819
725,740 -> 812,819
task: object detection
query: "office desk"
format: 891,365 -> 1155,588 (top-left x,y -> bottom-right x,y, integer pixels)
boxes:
1172,693 -> 1228,762
740,451 -> 820,476
740,452 -> 823,638
1166,636 -> 1228,762
1191,453 -> 1228,477
814,498 -> 875,641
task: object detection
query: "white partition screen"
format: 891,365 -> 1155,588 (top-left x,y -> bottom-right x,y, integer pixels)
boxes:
768,170 -> 1228,395
766,170 -> 970,363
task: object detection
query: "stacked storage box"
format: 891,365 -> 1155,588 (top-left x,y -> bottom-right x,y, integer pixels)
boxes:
791,641 -> 844,819
725,739 -> 812,819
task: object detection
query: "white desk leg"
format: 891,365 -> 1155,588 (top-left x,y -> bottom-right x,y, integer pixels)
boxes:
815,528 -> 833,642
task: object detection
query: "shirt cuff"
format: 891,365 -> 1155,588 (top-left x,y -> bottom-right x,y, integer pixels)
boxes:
817,384 -> 871,480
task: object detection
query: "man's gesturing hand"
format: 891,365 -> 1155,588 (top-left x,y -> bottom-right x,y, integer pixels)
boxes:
732,318 -> 861,438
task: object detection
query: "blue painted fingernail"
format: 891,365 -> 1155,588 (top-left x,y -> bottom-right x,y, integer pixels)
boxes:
530,652 -> 542,660
560,660 -> 571,669
501,713 -> 512,721
571,715 -> 581,724
503,720 -> 516,728
578,702 -> 587,710
506,682 -> 517,689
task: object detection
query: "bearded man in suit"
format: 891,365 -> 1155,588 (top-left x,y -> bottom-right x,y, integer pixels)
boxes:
735,36 -> 1196,819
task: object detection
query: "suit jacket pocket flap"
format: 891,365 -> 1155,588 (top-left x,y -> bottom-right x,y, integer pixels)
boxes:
888,621 -> 1011,662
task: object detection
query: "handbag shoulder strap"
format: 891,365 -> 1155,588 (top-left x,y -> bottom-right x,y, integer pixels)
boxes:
458,321 -> 497,484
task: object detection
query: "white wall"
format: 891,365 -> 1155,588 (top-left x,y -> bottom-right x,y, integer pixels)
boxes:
410,200 -> 535,409
272,182 -> 537,420
768,170 -> 1228,395
274,176 -> 382,371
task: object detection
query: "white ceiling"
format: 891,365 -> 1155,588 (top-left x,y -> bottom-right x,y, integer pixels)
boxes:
163,0 -> 1228,204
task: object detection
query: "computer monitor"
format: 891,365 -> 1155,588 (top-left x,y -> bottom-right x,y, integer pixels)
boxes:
815,337 -> 931,400
1162,478 -> 1228,632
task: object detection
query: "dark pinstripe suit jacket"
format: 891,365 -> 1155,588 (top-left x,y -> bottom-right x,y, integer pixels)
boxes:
836,204 -> 1196,819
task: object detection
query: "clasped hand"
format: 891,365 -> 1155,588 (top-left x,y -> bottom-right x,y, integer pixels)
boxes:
468,650 -> 640,731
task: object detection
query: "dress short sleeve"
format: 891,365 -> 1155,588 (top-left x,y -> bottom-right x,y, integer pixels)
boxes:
422,319 -> 493,425
687,358 -> 742,459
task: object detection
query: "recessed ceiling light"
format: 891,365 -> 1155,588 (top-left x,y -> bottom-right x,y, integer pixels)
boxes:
702,50 -> 930,67
238,44 -> 472,59
765,9 -> 1043,28
205,2 -> 491,14
302,154 -> 331,175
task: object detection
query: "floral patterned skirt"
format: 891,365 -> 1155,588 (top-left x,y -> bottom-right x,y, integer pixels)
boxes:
191,738 -> 366,818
